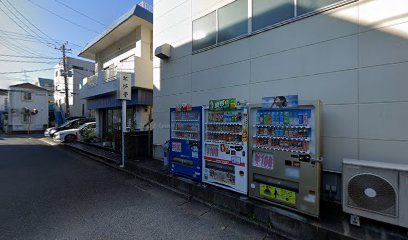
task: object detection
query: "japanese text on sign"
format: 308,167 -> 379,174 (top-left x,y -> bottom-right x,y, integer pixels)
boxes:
118,73 -> 132,100
252,152 -> 274,170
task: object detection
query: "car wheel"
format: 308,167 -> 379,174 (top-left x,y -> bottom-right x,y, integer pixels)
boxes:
64,134 -> 76,143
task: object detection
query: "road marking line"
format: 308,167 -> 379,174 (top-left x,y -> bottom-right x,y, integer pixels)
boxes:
38,138 -> 57,146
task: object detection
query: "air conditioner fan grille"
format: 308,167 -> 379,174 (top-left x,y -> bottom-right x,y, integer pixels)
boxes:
348,174 -> 396,216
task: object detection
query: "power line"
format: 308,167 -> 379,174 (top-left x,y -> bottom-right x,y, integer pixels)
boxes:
54,0 -> 107,27
26,0 -> 99,34
0,54 -> 60,59
0,37 -> 27,55
0,59 -> 57,64
0,6 -> 58,57
3,0 -> 59,45
0,5 -> 47,53
0,29 -> 84,49
0,34 -> 60,45
0,68 -> 57,75
0,35 -> 44,57
0,0 -> 55,48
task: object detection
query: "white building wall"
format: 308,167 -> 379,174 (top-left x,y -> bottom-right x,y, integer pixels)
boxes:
93,26 -> 153,90
0,95 -> 7,111
153,0 -> 408,173
54,57 -> 94,117
8,88 -> 48,132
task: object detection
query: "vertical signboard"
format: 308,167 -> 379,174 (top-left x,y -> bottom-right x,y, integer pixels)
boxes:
118,73 -> 131,100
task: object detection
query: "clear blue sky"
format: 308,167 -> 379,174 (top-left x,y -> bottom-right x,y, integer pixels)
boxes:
0,0 -> 153,89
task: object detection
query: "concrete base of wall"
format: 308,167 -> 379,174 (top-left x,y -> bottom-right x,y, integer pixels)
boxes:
64,142 -> 408,240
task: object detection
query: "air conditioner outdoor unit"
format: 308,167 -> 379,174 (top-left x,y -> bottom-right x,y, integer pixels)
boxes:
154,43 -> 171,59
343,158 -> 408,228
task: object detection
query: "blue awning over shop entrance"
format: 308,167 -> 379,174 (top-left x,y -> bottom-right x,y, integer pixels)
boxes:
87,88 -> 153,110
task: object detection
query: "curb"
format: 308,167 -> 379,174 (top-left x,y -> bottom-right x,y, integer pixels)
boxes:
62,143 -> 407,240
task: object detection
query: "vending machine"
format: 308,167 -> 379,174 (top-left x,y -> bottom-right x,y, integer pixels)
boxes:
202,99 -> 248,194
169,105 -> 202,181
248,97 -> 322,217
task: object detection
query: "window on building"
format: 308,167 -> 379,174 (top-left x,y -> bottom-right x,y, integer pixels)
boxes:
192,11 -> 217,51
252,0 -> 295,31
22,114 -> 29,123
218,0 -> 248,43
192,0 -> 349,52
297,0 -> 342,15
22,92 -> 32,101
72,65 -> 84,70
55,71 -> 58,77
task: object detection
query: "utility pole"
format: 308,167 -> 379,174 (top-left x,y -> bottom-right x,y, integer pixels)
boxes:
56,43 -> 71,118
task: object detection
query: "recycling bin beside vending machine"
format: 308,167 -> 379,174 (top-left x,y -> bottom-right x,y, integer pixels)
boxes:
169,106 -> 202,181
248,101 -> 322,217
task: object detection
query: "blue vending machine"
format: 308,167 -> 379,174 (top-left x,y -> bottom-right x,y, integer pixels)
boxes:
169,105 -> 202,181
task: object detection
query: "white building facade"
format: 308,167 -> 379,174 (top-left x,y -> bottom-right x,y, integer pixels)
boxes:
153,0 -> 408,201
0,89 -> 7,112
0,89 -> 8,131
54,57 -> 94,117
79,4 -> 153,143
7,83 -> 48,133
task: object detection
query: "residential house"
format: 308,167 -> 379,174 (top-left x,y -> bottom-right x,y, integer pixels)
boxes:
35,78 -> 55,125
0,89 -> 8,131
6,83 -> 48,133
54,57 -> 94,118
152,0 -> 408,202
79,4 -> 153,146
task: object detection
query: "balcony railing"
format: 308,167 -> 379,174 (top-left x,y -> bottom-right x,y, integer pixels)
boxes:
138,1 -> 153,13
104,66 -> 117,82
87,74 -> 98,87
80,69 -> 135,99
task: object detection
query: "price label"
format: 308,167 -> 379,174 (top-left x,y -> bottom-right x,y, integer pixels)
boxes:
172,142 -> 182,152
252,152 -> 274,170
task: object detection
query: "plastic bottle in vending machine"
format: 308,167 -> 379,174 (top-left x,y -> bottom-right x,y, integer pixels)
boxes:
259,112 -> 264,124
284,111 -> 290,125
303,141 -> 309,152
267,112 -> 272,124
298,110 -> 303,125
290,111 -> 296,125
279,111 -> 284,125
256,111 -> 260,124
303,111 -> 309,125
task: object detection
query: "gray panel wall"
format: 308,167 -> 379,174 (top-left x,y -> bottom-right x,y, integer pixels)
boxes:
153,0 -> 408,196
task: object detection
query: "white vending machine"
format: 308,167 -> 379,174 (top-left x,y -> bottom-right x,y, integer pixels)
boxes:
202,98 -> 248,194
248,97 -> 322,217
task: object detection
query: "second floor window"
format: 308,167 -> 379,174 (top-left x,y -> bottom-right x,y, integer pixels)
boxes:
23,92 -> 32,101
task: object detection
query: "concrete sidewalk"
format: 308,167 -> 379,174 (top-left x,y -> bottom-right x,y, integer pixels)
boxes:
63,141 -> 408,240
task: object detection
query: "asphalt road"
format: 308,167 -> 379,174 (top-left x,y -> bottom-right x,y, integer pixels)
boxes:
0,136 -> 281,240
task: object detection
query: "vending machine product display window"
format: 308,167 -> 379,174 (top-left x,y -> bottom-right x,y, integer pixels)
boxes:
248,100 -> 322,217
202,99 -> 249,194
169,106 -> 203,181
